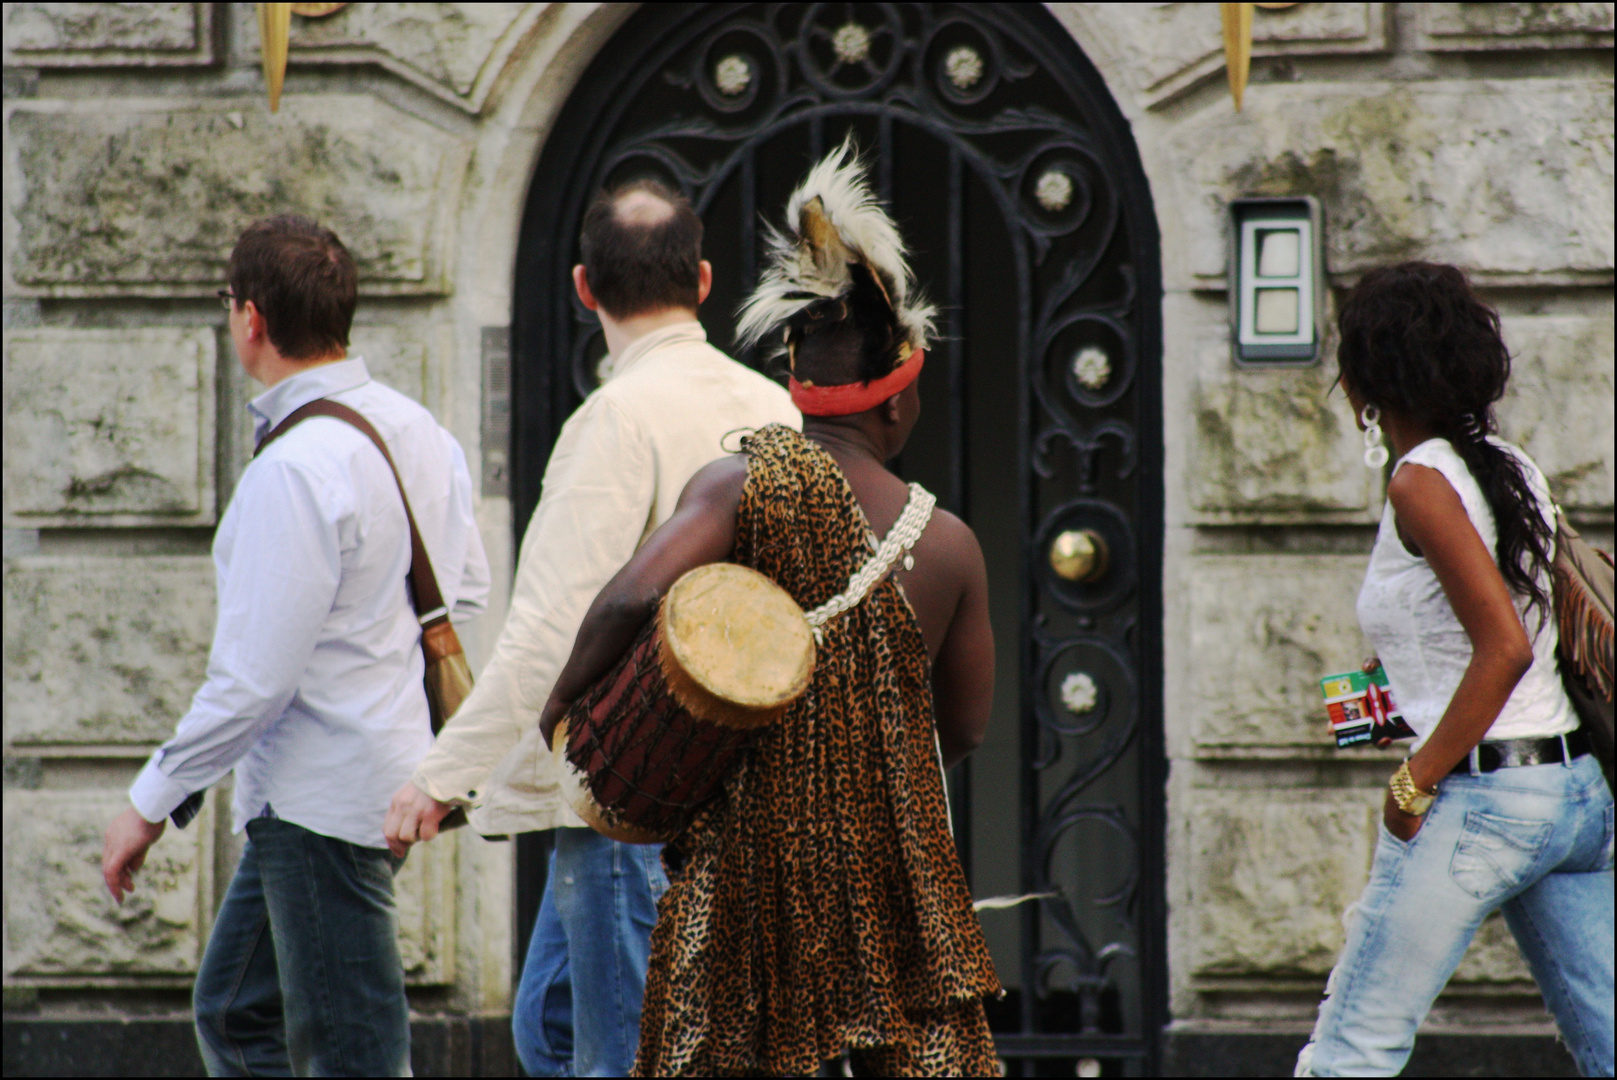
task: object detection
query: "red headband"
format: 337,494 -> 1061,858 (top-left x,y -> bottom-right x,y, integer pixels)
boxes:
788,349 -> 925,417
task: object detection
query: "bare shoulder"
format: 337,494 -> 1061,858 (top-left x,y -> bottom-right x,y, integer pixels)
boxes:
1387,460 -> 1479,560
1387,462 -> 1464,519
918,507 -> 987,579
924,506 -> 978,547
676,453 -> 749,510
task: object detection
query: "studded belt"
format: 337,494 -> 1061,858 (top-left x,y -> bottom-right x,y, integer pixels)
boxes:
1448,728 -> 1591,776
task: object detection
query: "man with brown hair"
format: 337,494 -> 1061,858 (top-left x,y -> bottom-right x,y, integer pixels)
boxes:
101,215 -> 490,1076
383,180 -> 798,1076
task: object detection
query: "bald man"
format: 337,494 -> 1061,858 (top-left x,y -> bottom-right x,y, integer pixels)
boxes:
384,182 -> 798,1076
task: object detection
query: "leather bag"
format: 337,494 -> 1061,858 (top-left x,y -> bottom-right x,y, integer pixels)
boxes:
1553,508 -> 1614,787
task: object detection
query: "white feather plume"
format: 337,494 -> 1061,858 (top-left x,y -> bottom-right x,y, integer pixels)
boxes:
736,137 -> 935,354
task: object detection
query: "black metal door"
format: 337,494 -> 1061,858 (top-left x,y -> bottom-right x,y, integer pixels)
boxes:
512,5 -> 1164,1074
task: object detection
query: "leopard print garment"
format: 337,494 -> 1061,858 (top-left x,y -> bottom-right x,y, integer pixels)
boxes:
633,424 -> 1002,1077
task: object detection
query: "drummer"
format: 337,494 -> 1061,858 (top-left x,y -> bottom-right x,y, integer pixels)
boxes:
541,140 -> 1001,1077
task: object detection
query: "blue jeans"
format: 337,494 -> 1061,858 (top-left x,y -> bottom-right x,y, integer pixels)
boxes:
513,827 -> 667,1077
193,815 -> 410,1076
1299,753 -> 1614,1077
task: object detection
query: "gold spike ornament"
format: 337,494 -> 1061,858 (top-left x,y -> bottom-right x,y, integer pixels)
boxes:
1220,3 -> 1253,112
258,3 -> 292,113
1223,3 -> 1302,111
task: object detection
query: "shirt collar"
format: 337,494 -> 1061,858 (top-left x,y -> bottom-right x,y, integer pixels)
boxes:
248,356 -> 372,443
598,321 -> 707,382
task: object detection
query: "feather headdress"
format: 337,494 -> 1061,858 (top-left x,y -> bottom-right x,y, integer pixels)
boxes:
736,138 -> 935,368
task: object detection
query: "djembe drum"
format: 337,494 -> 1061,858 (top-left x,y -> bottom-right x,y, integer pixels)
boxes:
554,563 -> 816,843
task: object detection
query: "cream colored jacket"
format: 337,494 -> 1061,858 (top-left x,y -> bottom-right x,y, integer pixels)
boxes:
411,322 -> 799,834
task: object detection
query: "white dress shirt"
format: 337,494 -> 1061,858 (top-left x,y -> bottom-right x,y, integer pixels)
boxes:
129,357 -> 491,848
411,321 -> 800,834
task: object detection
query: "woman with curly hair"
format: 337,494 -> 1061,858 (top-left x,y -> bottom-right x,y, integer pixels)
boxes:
1295,262 -> 1613,1077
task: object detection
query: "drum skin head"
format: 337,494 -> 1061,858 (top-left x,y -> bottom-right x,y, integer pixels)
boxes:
662,564 -> 815,711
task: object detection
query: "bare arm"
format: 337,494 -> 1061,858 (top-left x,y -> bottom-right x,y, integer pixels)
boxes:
539,456 -> 748,746
930,519 -> 995,768
1384,463 -> 1535,838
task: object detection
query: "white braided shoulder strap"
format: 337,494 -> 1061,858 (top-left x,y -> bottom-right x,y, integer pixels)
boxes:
804,482 -> 936,643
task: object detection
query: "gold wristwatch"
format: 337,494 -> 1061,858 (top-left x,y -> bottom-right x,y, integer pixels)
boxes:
1389,760 -> 1436,816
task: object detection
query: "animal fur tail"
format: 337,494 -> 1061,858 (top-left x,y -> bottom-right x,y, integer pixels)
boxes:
736,136 -> 935,356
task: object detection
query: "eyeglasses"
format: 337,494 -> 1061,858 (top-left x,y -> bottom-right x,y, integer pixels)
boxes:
217,288 -> 237,312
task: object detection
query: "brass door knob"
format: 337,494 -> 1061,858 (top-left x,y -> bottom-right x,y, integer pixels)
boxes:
1049,529 -> 1108,583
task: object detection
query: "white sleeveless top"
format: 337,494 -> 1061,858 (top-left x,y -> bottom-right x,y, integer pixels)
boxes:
1356,437 -> 1576,751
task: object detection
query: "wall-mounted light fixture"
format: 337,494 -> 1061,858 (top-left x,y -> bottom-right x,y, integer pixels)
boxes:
1230,197 -> 1323,364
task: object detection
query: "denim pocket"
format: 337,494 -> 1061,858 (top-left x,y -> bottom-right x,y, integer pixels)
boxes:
1376,819 -> 1412,852
347,844 -> 400,897
1449,810 -> 1552,902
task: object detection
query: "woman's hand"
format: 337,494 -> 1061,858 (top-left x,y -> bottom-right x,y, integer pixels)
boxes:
1361,657 -> 1398,749
1382,788 -> 1426,843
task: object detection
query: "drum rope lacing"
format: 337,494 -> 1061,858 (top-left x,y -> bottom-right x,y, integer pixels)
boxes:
804,482 -> 936,643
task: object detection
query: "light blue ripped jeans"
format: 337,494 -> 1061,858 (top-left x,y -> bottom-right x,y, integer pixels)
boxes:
1298,752 -> 1614,1077
512,827 -> 668,1077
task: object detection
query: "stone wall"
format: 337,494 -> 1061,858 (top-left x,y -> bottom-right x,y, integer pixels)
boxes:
3,1 -> 1612,1070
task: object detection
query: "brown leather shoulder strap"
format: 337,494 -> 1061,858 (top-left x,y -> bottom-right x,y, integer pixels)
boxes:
256,399 -> 447,620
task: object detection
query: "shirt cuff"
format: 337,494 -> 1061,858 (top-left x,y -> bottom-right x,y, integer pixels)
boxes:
410,763 -> 479,808
129,755 -> 193,824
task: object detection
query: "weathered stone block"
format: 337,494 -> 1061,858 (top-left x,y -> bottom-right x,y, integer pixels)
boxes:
3,328 -> 216,527
1185,309 -> 1614,520
3,788 -> 209,978
1186,791 -> 1376,976
351,327 -> 429,404
1086,4 -> 1385,108
3,3 -> 214,67
4,556 -> 215,747
1189,555 -> 1371,748
1174,81 -> 1615,281
1496,314 -> 1615,513
5,98 -> 469,295
278,2 -> 533,113
396,829 -> 457,985
1186,790 -> 1535,982
1418,3 -> 1614,51
1191,359 -> 1375,520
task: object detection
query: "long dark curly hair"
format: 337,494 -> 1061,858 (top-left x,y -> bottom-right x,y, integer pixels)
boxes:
1337,261 -> 1553,620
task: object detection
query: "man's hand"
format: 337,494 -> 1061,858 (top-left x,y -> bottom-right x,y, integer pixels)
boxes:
1382,788 -> 1426,843
383,781 -> 455,859
103,807 -> 166,903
